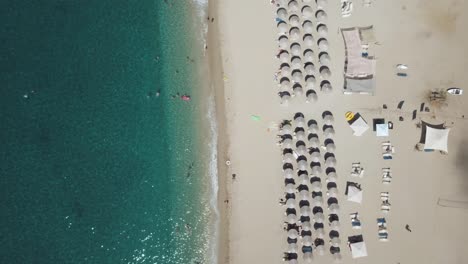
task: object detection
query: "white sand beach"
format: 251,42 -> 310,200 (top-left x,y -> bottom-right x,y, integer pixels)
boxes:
211,0 -> 468,263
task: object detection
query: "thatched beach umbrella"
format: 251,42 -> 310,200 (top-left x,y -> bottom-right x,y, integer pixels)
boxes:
317,38 -> 329,51
292,70 -> 303,83
302,235 -> 313,246
285,183 -> 295,193
277,8 -> 288,20
327,187 -> 338,197
277,21 -> 288,34
302,20 -> 314,33
289,14 -> 300,27
288,228 -> 299,239
288,0 -> 299,11
303,49 -> 314,62
321,80 -> 332,93
313,212 -> 324,223
311,181 -> 322,192
306,89 -> 318,103
317,24 -> 328,37
279,36 -> 289,50
319,52 -> 331,65
303,34 -> 314,47
320,66 -> 331,79
304,62 -> 315,75
301,5 -> 313,18
287,214 -> 296,224
305,75 -> 316,88
281,123 -> 292,134
289,27 -> 301,41
325,157 -> 337,167
279,50 -> 290,63
286,198 -> 296,208
291,56 -> 302,69
290,43 -> 302,56
315,10 -> 327,22
300,206 -> 310,216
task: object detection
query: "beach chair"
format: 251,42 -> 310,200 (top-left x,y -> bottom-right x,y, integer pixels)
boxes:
382,168 -> 392,184
376,218 -> 386,226
378,231 -> 389,241
381,201 -> 391,213
350,213 -> 362,229
351,162 -> 364,178
380,192 -> 389,200
382,153 -> 392,160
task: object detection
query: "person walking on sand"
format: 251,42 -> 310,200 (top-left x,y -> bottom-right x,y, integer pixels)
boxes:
405,224 -> 412,232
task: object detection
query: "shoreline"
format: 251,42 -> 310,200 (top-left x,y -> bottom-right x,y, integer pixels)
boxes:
206,0 -> 231,263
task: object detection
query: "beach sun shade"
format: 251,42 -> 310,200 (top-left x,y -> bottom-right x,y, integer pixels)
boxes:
347,186 -> 363,203
349,116 -> 369,136
424,126 -> 450,152
350,241 -> 368,258
376,123 -> 389,137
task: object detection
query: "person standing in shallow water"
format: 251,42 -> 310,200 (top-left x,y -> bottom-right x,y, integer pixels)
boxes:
405,224 -> 412,232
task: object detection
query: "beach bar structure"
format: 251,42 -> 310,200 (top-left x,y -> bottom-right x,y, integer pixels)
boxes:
341,26 -> 377,95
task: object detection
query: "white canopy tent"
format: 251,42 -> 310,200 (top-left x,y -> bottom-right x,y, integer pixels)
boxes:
347,186 -> 363,203
350,241 -> 368,258
350,117 -> 369,136
376,123 -> 389,137
424,126 -> 450,152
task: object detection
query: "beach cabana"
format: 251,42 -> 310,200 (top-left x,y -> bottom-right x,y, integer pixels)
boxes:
347,186 -> 363,203
424,126 -> 450,152
349,116 -> 369,136
350,241 -> 368,258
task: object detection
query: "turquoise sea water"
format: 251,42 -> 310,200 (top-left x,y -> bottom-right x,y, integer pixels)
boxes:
0,1 -> 214,263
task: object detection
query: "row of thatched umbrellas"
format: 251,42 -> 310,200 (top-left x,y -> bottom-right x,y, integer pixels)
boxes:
275,0 -> 333,105
280,111 -> 342,262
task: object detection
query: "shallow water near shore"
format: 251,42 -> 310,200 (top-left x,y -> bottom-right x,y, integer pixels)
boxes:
0,1 -> 215,263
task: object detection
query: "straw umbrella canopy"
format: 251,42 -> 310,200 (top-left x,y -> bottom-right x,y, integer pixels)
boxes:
279,36 -> 289,49
288,228 -> 299,239
324,127 -> 335,138
306,89 -> 318,103
288,0 -> 299,11
279,50 -> 290,63
289,14 -> 300,27
287,214 -> 296,224
291,56 -> 302,69
311,165 -> 322,175
323,113 -> 334,125
321,81 -> 332,93
317,38 -> 329,51
303,34 -> 314,47
286,198 -> 296,208
299,190 -> 310,200
330,237 -> 341,247
300,206 -> 310,216
311,181 -> 322,192
319,52 -> 331,65
313,212 -> 324,223
285,183 -> 295,193
283,138 -> 293,148
304,62 -> 315,75
280,62 -> 290,72
289,27 -> 301,41
283,153 -> 295,163
325,156 -> 337,167
302,20 -> 314,33
301,5 -> 313,18
315,10 -> 327,22
290,43 -> 302,56
328,203 -> 340,214
320,66 -> 331,79
292,70 -> 303,83
277,8 -> 288,20
302,235 -> 313,246
288,243 -> 298,253
277,21 -> 288,34
302,221 -> 312,231
317,24 -> 328,37
281,124 -> 292,134
303,49 -> 314,62
310,150 -> 321,162
305,75 -> 316,88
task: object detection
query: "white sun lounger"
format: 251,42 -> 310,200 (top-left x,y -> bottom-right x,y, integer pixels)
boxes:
380,192 -> 389,200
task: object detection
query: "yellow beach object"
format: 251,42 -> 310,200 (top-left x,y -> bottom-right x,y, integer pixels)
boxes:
345,111 -> 355,121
